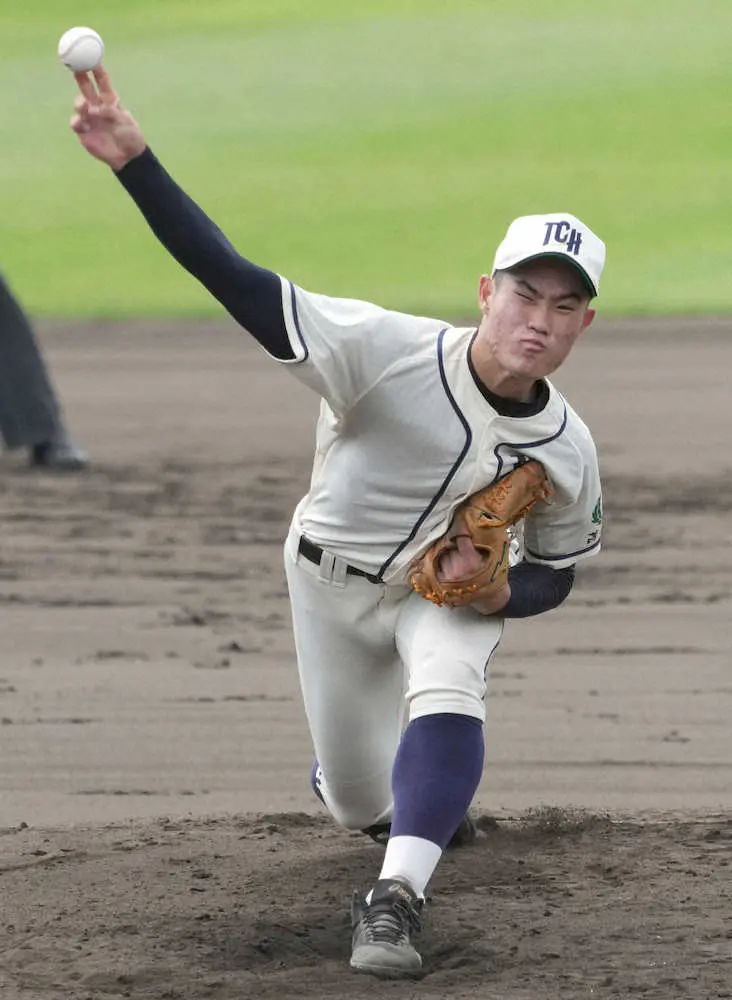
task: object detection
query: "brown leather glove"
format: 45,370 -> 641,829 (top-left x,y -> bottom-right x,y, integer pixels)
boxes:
409,460 -> 552,608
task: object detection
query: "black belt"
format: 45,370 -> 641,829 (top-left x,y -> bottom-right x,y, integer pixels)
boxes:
298,536 -> 380,584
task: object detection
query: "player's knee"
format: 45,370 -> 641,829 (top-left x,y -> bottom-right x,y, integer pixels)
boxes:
330,801 -> 390,832
316,770 -> 392,832
327,796 -> 392,832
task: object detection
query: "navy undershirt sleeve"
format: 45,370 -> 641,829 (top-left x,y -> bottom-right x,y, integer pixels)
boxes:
502,561 -> 575,618
115,148 -> 294,360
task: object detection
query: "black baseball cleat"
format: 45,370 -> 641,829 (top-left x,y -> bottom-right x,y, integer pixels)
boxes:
362,812 -> 478,850
446,811 -> 479,848
350,877 -> 423,977
30,438 -> 88,471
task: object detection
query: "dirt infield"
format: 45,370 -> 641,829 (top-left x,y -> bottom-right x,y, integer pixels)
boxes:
1,316 -> 731,998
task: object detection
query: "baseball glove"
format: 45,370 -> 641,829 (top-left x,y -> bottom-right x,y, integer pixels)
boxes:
409,460 -> 552,608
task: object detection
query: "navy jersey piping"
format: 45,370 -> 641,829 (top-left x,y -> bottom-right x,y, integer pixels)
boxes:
526,538 -> 601,562
491,402 -> 596,564
490,402 -> 569,483
288,282 -> 309,362
376,328 -> 472,581
482,625 -> 504,688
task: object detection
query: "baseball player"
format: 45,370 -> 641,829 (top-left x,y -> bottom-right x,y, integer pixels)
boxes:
69,67 -> 605,978
0,270 -> 88,470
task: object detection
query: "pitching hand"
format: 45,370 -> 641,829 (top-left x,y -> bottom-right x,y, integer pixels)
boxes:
70,66 -> 146,172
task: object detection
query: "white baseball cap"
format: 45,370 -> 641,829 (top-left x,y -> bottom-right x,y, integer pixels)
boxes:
492,213 -> 606,297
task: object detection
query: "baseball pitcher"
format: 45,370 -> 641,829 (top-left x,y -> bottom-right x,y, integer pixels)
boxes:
68,66 -> 605,978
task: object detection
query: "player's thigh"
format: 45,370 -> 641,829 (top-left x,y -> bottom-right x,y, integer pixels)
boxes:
395,593 -> 503,722
284,541 -> 406,790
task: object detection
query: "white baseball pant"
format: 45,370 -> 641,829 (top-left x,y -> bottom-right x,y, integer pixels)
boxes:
284,522 -> 503,831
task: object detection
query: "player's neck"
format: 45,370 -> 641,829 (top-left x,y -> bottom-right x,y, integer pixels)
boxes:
469,340 -> 539,403
479,370 -> 538,403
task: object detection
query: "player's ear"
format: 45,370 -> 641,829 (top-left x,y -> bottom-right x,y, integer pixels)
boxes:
478,274 -> 494,315
581,307 -> 596,331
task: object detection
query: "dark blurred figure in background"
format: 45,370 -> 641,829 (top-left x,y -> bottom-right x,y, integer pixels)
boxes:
0,270 -> 88,471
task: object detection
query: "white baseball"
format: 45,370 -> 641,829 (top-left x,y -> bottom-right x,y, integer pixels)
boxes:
57,26 -> 104,73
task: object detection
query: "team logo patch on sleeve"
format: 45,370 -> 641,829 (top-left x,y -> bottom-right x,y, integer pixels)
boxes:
591,497 -> 603,525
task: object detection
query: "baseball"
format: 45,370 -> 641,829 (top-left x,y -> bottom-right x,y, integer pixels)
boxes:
57,26 -> 104,73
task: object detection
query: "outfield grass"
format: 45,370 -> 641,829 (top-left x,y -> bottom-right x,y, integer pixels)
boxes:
2,0 -> 731,317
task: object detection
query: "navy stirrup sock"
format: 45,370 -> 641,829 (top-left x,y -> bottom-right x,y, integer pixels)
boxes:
389,713 -> 485,848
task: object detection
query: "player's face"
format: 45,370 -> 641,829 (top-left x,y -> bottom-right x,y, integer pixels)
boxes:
477,259 -> 596,381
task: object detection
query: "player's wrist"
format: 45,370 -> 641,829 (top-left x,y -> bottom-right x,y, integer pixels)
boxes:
106,139 -> 152,174
110,141 -> 147,174
470,583 -> 511,616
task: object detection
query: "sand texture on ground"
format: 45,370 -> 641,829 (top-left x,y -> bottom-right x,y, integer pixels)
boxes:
0,316 -> 730,998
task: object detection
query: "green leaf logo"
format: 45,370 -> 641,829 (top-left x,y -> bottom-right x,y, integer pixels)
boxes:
591,497 -> 603,525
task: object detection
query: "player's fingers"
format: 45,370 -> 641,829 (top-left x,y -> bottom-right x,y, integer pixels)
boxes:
98,104 -> 124,121
74,71 -> 99,103
455,535 -> 480,558
436,546 -> 460,581
73,95 -> 89,115
92,65 -> 119,104
70,113 -> 91,134
437,535 -> 484,581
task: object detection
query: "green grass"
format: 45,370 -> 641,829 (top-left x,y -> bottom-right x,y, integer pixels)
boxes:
2,0 -> 731,317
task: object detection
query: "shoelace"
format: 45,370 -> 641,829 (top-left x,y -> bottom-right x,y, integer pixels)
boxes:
362,897 -> 422,943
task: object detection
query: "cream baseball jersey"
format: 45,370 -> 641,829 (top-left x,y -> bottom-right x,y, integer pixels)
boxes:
275,280 -> 602,585
104,143 -> 611,971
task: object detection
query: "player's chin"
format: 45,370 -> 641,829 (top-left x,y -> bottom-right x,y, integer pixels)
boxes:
508,356 -> 554,381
